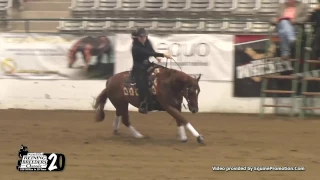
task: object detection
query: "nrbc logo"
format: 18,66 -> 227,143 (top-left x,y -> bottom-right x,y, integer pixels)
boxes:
1,58 -> 17,74
17,144 -> 66,172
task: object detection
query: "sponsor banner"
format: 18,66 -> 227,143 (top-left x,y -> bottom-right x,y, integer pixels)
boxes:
233,35 -> 320,97
115,34 -> 234,81
0,33 -> 115,79
234,35 -> 293,97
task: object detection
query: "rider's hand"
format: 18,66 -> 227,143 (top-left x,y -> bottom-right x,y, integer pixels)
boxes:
164,53 -> 172,59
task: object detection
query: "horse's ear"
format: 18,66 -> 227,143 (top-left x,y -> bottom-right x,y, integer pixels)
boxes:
196,74 -> 201,82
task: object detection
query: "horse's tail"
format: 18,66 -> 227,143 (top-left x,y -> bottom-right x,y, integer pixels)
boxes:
93,88 -> 108,109
93,80 -> 109,121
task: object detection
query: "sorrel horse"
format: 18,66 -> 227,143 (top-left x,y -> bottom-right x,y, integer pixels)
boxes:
68,36 -> 112,70
93,63 -> 205,144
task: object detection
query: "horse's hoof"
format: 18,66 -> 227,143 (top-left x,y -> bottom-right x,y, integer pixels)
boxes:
135,134 -> 144,139
197,135 -> 204,144
181,139 -> 188,143
113,130 -> 119,135
95,110 -> 105,122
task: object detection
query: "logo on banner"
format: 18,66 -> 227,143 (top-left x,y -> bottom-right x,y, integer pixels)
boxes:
156,43 -> 210,57
155,42 -> 210,66
16,144 -> 66,172
1,58 -> 17,74
236,43 -> 293,82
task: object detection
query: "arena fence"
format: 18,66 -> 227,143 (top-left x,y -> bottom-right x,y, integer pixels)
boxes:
0,18 -> 319,118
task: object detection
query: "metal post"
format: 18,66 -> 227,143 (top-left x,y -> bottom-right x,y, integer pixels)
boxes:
259,25 -> 273,117
300,25 -> 313,119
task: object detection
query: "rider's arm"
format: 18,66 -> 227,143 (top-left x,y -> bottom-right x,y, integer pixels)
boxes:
146,40 -> 162,59
133,45 -> 164,57
150,44 -> 161,58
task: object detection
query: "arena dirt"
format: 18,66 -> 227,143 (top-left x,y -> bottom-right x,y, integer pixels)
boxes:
0,109 -> 319,180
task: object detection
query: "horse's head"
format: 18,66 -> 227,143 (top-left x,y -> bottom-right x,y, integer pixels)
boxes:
182,74 -> 201,113
164,69 -> 201,113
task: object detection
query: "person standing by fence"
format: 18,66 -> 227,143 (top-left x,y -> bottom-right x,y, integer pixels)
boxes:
270,0 -> 308,60
308,0 -> 320,62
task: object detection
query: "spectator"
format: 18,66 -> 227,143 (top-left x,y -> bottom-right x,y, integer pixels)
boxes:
308,0 -> 320,61
271,0 -> 308,60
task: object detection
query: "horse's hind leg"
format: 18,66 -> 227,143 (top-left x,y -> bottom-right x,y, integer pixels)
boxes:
123,112 -> 144,138
115,102 -> 144,138
112,111 -> 121,134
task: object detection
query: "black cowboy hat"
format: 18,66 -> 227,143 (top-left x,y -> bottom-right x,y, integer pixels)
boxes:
135,28 -> 148,37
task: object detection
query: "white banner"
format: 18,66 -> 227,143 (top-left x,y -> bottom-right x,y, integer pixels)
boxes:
0,33 -> 115,80
115,34 -> 234,81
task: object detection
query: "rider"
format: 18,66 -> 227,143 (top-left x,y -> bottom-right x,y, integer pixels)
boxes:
131,28 -> 172,114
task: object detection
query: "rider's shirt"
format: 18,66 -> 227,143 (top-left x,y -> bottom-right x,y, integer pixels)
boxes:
131,39 -> 164,66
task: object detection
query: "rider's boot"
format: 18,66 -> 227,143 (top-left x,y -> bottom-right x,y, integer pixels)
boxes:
138,89 -> 148,114
139,101 -> 148,114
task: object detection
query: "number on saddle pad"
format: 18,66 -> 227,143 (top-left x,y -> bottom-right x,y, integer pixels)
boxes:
123,68 -> 161,96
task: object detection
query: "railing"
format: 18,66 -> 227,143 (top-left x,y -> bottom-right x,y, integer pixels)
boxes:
0,18 -> 271,33
0,18 -> 314,33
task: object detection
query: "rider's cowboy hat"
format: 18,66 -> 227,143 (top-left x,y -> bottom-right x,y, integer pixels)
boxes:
135,28 -> 148,37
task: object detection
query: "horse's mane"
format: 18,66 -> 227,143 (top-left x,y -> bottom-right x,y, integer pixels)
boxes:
160,67 -> 191,88
162,68 -> 182,78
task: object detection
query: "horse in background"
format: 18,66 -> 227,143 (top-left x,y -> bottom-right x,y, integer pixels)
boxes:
93,63 -> 204,144
68,36 -> 112,70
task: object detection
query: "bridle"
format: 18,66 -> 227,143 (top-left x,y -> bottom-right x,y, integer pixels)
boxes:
181,84 -> 200,110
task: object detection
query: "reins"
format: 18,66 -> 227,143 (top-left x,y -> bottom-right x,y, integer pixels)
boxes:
164,57 -> 188,110
165,58 -> 183,72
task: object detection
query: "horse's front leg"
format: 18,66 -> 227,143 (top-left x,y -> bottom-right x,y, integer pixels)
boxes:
165,105 -> 204,144
68,50 -> 76,68
174,104 -> 188,142
84,44 -> 92,71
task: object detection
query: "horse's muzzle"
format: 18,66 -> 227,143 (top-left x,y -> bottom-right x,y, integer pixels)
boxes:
189,106 -> 199,114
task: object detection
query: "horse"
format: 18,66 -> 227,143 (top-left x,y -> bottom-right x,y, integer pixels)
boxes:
68,36 -> 112,70
93,63 -> 204,144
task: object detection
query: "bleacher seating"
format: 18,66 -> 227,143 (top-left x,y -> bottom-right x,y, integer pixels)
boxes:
68,0 -> 304,19
0,0 -> 10,30
57,0 -> 319,34
213,0 -> 233,14
231,0 -> 259,15
187,0 -> 213,17
0,0 -> 317,34
0,0 -> 9,18
69,0 -> 95,18
57,19 -> 84,32
257,0 -> 283,17
94,0 -> 120,18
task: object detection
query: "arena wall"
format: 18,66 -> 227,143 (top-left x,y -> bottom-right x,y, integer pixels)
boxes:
0,79 -> 277,114
0,32 -> 318,115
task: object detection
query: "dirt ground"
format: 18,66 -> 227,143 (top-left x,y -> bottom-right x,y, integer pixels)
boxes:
0,110 -> 319,180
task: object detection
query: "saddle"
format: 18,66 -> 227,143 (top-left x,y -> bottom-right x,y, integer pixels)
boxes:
123,63 -> 164,111
125,63 -> 162,84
